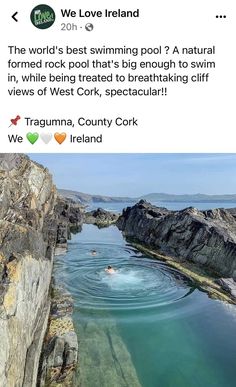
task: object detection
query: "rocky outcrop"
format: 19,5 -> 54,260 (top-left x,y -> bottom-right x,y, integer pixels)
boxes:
0,154 -> 57,387
117,200 -> 236,279
85,208 -> 119,228
54,197 -> 84,255
0,154 -> 81,387
37,282 -> 78,386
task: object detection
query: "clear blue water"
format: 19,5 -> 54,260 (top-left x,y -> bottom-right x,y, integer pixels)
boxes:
55,223 -> 236,387
88,201 -> 236,213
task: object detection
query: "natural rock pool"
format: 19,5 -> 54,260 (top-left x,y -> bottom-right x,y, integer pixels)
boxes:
54,224 -> 236,387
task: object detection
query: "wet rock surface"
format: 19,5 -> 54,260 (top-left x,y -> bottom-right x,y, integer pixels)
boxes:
85,208 -> 119,228
78,319 -> 141,387
117,200 -> 236,282
37,283 -> 78,387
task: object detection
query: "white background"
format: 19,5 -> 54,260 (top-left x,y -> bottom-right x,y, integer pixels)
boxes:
0,0 -> 235,153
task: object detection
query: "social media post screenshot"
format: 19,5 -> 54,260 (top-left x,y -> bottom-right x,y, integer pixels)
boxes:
1,1 -> 236,387
1,0 -> 235,152
1,153 -> 236,387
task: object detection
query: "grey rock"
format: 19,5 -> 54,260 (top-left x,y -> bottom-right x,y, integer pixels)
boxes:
85,208 -> 119,228
117,200 -> 236,279
38,285 -> 78,386
54,196 -> 83,253
0,154 -> 80,386
0,153 -> 57,386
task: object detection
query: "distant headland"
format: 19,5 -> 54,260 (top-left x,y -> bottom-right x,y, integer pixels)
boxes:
59,189 -> 236,204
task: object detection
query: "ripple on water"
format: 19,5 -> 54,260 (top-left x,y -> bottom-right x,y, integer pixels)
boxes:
56,243 -> 198,322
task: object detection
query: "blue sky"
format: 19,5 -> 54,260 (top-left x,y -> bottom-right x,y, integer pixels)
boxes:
29,154 -> 236,196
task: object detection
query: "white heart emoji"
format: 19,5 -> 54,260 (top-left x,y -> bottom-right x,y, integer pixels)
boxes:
41,133 -> 52,144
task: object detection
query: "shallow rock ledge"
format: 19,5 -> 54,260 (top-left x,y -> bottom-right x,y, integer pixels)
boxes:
37,282 -> 78,386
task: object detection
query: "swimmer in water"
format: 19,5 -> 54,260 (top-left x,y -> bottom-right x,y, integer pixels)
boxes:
105,265 -> 116,274
91,250 -> 97,256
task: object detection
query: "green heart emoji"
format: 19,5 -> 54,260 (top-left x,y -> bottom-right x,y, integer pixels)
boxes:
27,132 -> 39,145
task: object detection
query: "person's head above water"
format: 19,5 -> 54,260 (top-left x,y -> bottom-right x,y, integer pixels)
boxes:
105,265 -> 116,274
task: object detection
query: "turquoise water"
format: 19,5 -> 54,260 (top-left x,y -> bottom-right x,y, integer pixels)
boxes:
55,224 -> 236,387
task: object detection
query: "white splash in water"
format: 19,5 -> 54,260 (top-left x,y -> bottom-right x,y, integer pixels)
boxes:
221,302 -> 236,321
101,268 -> 150,291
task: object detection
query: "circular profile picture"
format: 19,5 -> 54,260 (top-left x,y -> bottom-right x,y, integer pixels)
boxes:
30,4 -> 55,29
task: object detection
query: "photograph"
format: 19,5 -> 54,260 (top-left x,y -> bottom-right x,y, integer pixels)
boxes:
1,153 -> 236,387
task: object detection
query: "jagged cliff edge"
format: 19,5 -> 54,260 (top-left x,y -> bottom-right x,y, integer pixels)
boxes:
117,200 -> 236,300
0,154 -> 82,387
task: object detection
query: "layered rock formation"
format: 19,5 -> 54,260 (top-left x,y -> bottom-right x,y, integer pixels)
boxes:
0,154 -> 81,387
0,154 -> 57,386
117,200 -> 236,279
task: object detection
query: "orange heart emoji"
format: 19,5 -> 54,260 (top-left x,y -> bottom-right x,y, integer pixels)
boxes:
54,132 -> 66,144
